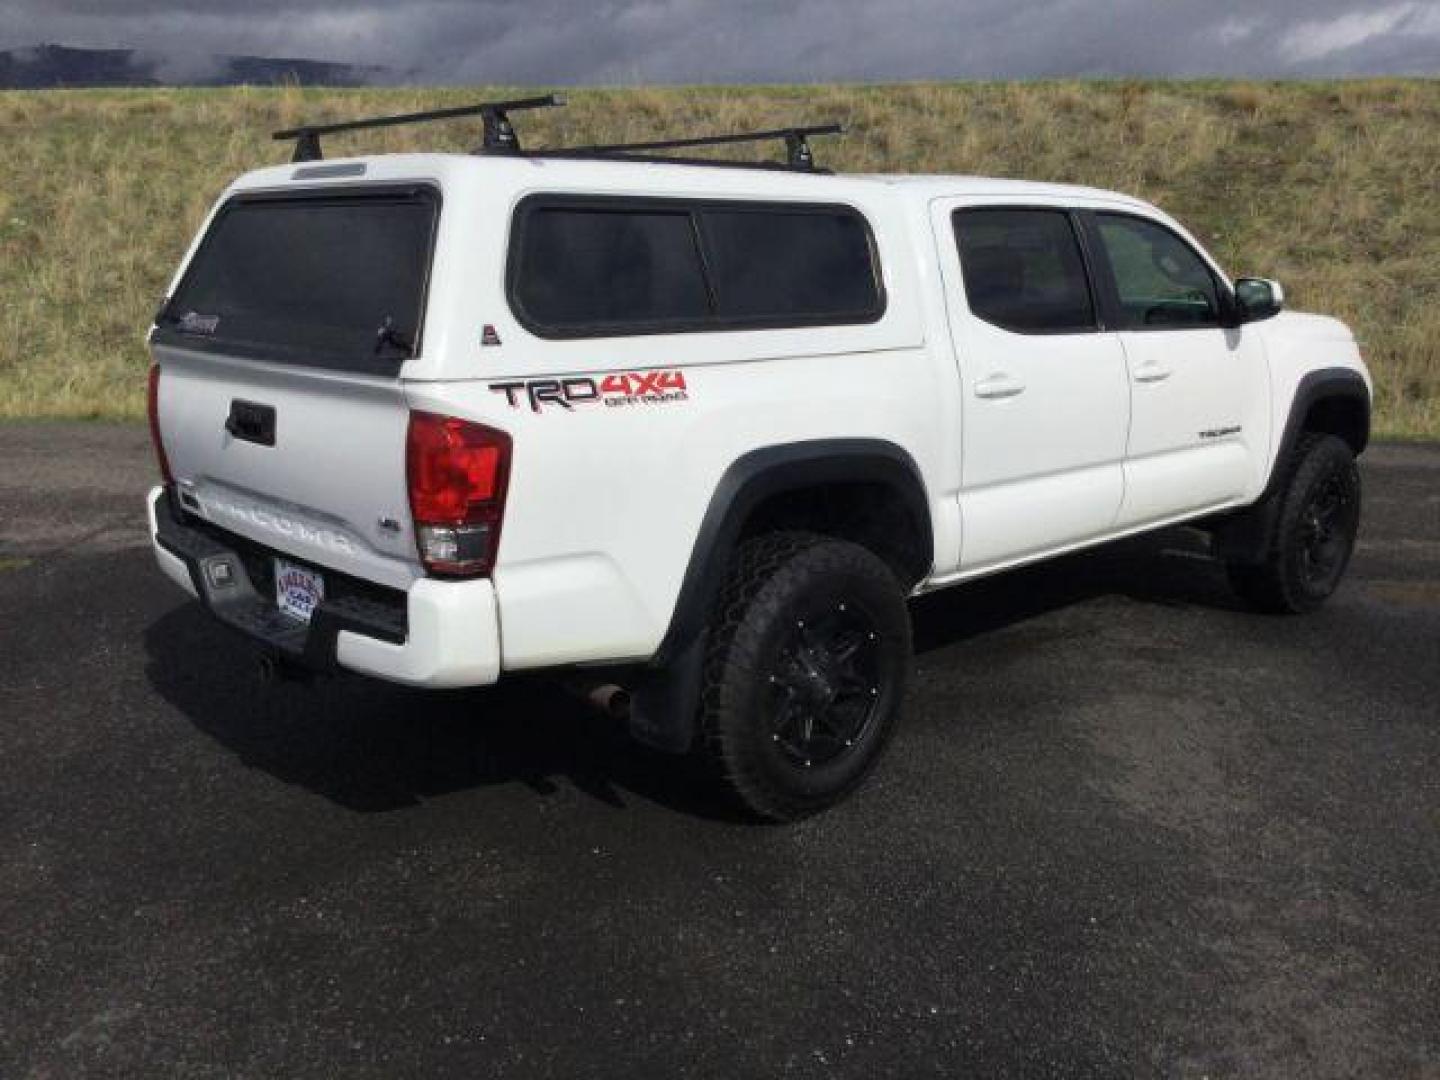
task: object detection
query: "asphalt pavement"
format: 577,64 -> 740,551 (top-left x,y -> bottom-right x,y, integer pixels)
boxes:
1,422 -> 1437,1078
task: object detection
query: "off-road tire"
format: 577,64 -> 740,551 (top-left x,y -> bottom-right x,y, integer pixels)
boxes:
1227,434 -> 1361,614
699,532 -> 912,822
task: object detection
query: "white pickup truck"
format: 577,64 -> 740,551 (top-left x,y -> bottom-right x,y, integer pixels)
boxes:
147,99 -> 1371,820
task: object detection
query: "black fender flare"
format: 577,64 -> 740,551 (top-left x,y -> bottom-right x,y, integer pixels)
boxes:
627,438 -> 932,753
1260,367 -> 1370,502
1213,367 -> 1370,564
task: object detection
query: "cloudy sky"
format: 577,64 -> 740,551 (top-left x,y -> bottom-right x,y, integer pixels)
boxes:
3,0 -> 1438,82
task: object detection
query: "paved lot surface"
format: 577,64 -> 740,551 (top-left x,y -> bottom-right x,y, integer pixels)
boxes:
1,422 -> 1437,1079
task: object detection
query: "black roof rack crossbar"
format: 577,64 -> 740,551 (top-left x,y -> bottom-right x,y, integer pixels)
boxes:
540,123 -> 844,171
272,99 -> 845,172
524,151 -> 834,174
273,94 -> 565,162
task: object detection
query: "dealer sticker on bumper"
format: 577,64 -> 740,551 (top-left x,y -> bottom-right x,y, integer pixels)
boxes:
275,558 -> 324,623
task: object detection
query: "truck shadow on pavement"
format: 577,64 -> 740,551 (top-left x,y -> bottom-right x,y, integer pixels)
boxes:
142,527 -> 1237,818
142,608 -> 738,818
910,527 -> 1240,651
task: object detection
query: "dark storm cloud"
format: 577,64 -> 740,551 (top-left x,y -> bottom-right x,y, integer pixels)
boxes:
2,0 -> 1437,81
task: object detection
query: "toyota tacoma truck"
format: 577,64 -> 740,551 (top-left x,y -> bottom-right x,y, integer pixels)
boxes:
146,98 -> 1371,820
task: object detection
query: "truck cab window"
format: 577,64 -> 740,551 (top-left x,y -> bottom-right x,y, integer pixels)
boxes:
1094,213 -> 1222,330
953,208 -> 1097,335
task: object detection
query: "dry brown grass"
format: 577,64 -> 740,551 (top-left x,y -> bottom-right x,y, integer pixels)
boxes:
1,81 -> 1436,436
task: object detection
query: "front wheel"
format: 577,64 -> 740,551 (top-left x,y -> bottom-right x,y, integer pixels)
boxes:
1227,434 -> 1361,614
700,532 -> 912,822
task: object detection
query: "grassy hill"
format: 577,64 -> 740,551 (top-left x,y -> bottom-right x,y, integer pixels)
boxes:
1,81 -> 1436,437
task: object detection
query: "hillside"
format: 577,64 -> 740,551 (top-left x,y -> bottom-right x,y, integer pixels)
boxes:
0,45 -> 380,88
0,82 -> 1435,436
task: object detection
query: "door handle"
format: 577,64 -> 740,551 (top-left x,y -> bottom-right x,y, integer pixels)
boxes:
1132,363 -> 1173,384
224,399 -> 276,446
975,374 -> 1026,400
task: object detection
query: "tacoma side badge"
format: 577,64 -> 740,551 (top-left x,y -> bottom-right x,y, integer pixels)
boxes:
481,324 -> 502,347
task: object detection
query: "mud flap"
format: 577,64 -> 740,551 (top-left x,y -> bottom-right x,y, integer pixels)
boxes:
627,633 -> 707,755
1209,494 -> 1281,566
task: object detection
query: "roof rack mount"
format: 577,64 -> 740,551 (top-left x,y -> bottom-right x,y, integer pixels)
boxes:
272,94 -> 566,162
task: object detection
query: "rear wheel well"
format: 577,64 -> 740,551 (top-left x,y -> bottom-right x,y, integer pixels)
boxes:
646,438 -> 931,676
739,481 -> 930,589
1303,393 -> 1368,454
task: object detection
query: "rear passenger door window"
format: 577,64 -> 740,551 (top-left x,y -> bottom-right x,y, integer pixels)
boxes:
1092,213 -> 1221,329
952,208 -> 1096,334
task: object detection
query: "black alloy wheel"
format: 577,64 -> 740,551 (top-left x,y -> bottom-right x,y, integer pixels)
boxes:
700,532 -> 912,821
765,602 -> 883,770
1227,433 -> 1361,614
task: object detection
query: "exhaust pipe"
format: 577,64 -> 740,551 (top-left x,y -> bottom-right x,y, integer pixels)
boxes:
557,676 -> 632,720
585,683 -> 632,721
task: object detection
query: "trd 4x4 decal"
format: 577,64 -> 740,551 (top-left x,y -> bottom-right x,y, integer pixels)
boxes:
490,370 -> 689,412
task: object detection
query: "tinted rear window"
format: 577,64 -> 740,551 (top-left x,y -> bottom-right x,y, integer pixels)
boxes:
953,208 -> 1096,334
156,188 -> 438,372
507,198 -> 883,337
509,207 -> 711,331
700,210 -> 879,321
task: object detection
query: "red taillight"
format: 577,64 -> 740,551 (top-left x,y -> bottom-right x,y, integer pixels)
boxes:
406,411 -> 511,577
147,363 -> 173,484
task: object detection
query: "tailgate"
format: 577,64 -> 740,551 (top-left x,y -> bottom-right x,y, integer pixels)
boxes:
153,349 -> 419,590
149,184 -> 440,590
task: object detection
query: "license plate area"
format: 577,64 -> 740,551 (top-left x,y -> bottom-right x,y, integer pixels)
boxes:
274,557 -> 325,623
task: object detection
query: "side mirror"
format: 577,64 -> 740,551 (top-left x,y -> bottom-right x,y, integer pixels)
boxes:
1234,277 -> 1285,323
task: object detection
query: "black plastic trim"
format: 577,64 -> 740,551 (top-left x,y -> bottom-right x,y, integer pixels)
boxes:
651,438 -> 932,669
1231,278 -> 1283,326
626,634 -> 708,755
153,490 -> 408,671
1210,367 -> 1370,564
505,194 -> 887,340
1263,367 -> 1371,497
620,440 -> 932,755
626,439 -> 930,755
224,398 -> 276,446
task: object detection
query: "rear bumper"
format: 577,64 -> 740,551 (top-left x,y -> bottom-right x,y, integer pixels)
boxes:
146,486 -> 501,688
